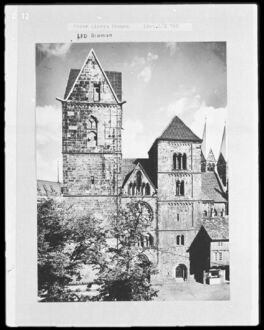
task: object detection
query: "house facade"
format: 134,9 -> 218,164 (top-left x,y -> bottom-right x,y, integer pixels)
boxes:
188,217 -> 229,284
53,49 -> 228,284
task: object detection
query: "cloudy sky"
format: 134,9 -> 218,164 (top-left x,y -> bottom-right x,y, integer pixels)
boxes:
36,42 -> 227,181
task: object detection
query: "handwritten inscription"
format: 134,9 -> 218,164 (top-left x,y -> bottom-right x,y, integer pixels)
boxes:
77,33 -> 112,39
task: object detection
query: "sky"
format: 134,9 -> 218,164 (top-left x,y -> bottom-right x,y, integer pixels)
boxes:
36,42 -> 227,182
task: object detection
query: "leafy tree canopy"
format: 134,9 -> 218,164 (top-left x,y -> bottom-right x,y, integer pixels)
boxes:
95,201 -> 158,301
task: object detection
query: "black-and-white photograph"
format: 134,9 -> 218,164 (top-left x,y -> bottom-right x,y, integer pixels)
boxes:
36,42 -> 229,302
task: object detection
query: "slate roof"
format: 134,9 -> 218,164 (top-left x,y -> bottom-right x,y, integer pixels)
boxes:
64,69 -> 122,101
201,172 -> 227,202
159,116 -> 202,142
121,158 -> 156,188
202,216 -> 229,240
37,180 -> 62,197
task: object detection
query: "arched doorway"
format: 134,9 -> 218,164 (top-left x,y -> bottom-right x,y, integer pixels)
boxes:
175,264 -> 187,281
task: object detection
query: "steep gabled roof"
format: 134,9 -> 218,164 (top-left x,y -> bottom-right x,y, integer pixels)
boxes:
202,217 -> 229,240
121,158 -> 156,188
64,49 -> 121,103
159,116 -> 202,142
201,172 -> 227,202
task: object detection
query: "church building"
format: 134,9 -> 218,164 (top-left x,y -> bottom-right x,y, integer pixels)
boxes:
53,49 -> 228,284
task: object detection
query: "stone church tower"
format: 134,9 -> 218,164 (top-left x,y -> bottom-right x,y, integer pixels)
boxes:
57,49 -> 125,218
148,117 -> 203,280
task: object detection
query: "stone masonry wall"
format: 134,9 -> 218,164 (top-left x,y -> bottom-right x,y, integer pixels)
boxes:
63,153 -> 121,195
159,202 -> 195,230
157,141 -> 202,200
63,196 -> 118,223
157,229 -> 198,280
62,103 -> 122,154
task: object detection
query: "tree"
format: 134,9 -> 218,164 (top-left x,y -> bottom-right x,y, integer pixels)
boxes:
95,201 -> 159,301
37,199 -> 106,302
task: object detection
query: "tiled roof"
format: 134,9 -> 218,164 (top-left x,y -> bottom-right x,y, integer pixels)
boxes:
201,172 -> 227,202
159,116 -> 202,142
37,180 -> 62,197
121,158 -> 156,188
202,216 -> 229,240
64,69 -> 122,100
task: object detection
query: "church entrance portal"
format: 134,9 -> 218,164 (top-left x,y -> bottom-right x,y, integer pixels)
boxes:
175,264 -> 187,282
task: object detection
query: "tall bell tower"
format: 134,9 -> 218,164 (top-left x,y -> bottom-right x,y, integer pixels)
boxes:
57,49 -> 124,199
148,116 -> 203,280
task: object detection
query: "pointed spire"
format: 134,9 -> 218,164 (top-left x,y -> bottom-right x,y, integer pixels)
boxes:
201,117 -> 207,158
207,148 -> 216,162
219,124 -> 226,161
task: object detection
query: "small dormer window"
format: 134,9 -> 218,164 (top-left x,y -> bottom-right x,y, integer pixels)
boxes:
93,83 -> 100,101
